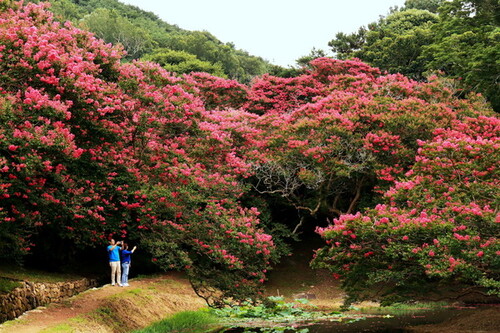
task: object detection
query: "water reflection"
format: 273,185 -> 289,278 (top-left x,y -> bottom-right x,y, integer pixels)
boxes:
217,308 -> 467,333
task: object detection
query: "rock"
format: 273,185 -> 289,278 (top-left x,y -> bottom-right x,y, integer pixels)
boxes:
0,278 -> 97,324
292,292 -> 317,300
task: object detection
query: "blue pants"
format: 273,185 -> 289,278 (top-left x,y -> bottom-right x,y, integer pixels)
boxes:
121,262 -> 130,284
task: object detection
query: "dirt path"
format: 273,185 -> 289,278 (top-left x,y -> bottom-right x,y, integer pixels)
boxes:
2,284 -> 121,333
0,273 -> 206,333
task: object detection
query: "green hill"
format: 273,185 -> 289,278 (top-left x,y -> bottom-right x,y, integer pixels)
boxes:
33,0 -> 277,82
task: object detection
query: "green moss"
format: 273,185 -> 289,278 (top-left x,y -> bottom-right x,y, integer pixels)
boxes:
0,277 -> 21,294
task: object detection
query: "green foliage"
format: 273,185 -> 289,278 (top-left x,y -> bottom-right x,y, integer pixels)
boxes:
295,48 -> 327,68
142,48 -> 226,77
212,296 -> 316,321
328,27 -> 367,60
133,310 -> 218,333
404,0 -> 446,13
0,277 -> 21,294
45,0 -> 85,21
267,64 -> 305,78
331,9 -> 438,80
159,31 -> 269,82
211,296 -> 370,332
358,301 -> 448,314
236,328 -> 309,333
38,0 -> 273,81
329,0 -> 500,111
422,0 -> 500,111
80,8 -> 155,59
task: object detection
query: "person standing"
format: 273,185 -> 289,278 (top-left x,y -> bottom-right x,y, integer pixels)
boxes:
120,242 -> 137,287
107,238 -> 122,286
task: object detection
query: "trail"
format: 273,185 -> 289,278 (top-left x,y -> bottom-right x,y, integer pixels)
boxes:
0,273 -> 206,333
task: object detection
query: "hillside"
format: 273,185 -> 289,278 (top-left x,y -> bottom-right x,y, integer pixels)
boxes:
32,0 -> 277,82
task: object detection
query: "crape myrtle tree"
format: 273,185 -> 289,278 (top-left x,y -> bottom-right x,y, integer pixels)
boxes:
181,71 -> 250,111
247,57 -> 498,302
0,1 -> 278,306
312,116 -> 500,304
247,57 -> 494,233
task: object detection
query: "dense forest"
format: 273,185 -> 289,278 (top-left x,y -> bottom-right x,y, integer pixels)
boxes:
0,0 -> 498,307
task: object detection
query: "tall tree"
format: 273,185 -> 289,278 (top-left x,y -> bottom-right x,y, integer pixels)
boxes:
80,8 -> 155,59
422,0 -> 500,111
329,9 -> 439,80
329,0 -> 500,111
404,0 -> 446,12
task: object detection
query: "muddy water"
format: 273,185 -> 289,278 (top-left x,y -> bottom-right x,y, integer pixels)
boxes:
218,307 -> 478,333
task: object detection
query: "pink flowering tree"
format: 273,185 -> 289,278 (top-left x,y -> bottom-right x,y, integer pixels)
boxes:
0,1 -> 277,305
312,116 -> 500,304
181,72 -> 249,111
0,1 -> 132,260
117,63 -> 279,304
249,58 -> 493,233
247,72 -> 327,115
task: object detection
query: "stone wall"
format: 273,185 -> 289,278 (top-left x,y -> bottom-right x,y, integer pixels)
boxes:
0,278 -> 98,323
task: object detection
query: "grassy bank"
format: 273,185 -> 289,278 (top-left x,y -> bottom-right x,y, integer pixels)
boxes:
0,273 -> 207,333
0,264 -> 85,295
132,310 -> 219,333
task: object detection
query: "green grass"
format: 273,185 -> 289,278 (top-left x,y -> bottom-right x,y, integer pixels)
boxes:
84,306 -> 124,332
354,301 -> 449,316
133,310 -> 219,333
40,323 -> 75,333
0,264 -> 82,283
0,277 -> 22,294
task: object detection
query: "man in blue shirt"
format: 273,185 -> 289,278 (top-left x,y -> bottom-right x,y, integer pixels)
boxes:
120,242 -> 137,287
107,238 -> 122,286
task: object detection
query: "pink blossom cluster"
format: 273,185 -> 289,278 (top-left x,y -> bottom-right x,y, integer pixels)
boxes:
314,116 -> 499,294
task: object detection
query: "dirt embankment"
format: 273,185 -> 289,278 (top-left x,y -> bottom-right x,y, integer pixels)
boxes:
0,272 -> 206,333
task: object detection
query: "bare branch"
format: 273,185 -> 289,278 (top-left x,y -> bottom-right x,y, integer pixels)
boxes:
347,178 -> 365,214
292,216 -> 305,234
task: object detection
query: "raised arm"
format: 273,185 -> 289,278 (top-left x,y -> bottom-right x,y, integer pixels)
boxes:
109,241 -> 122,250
